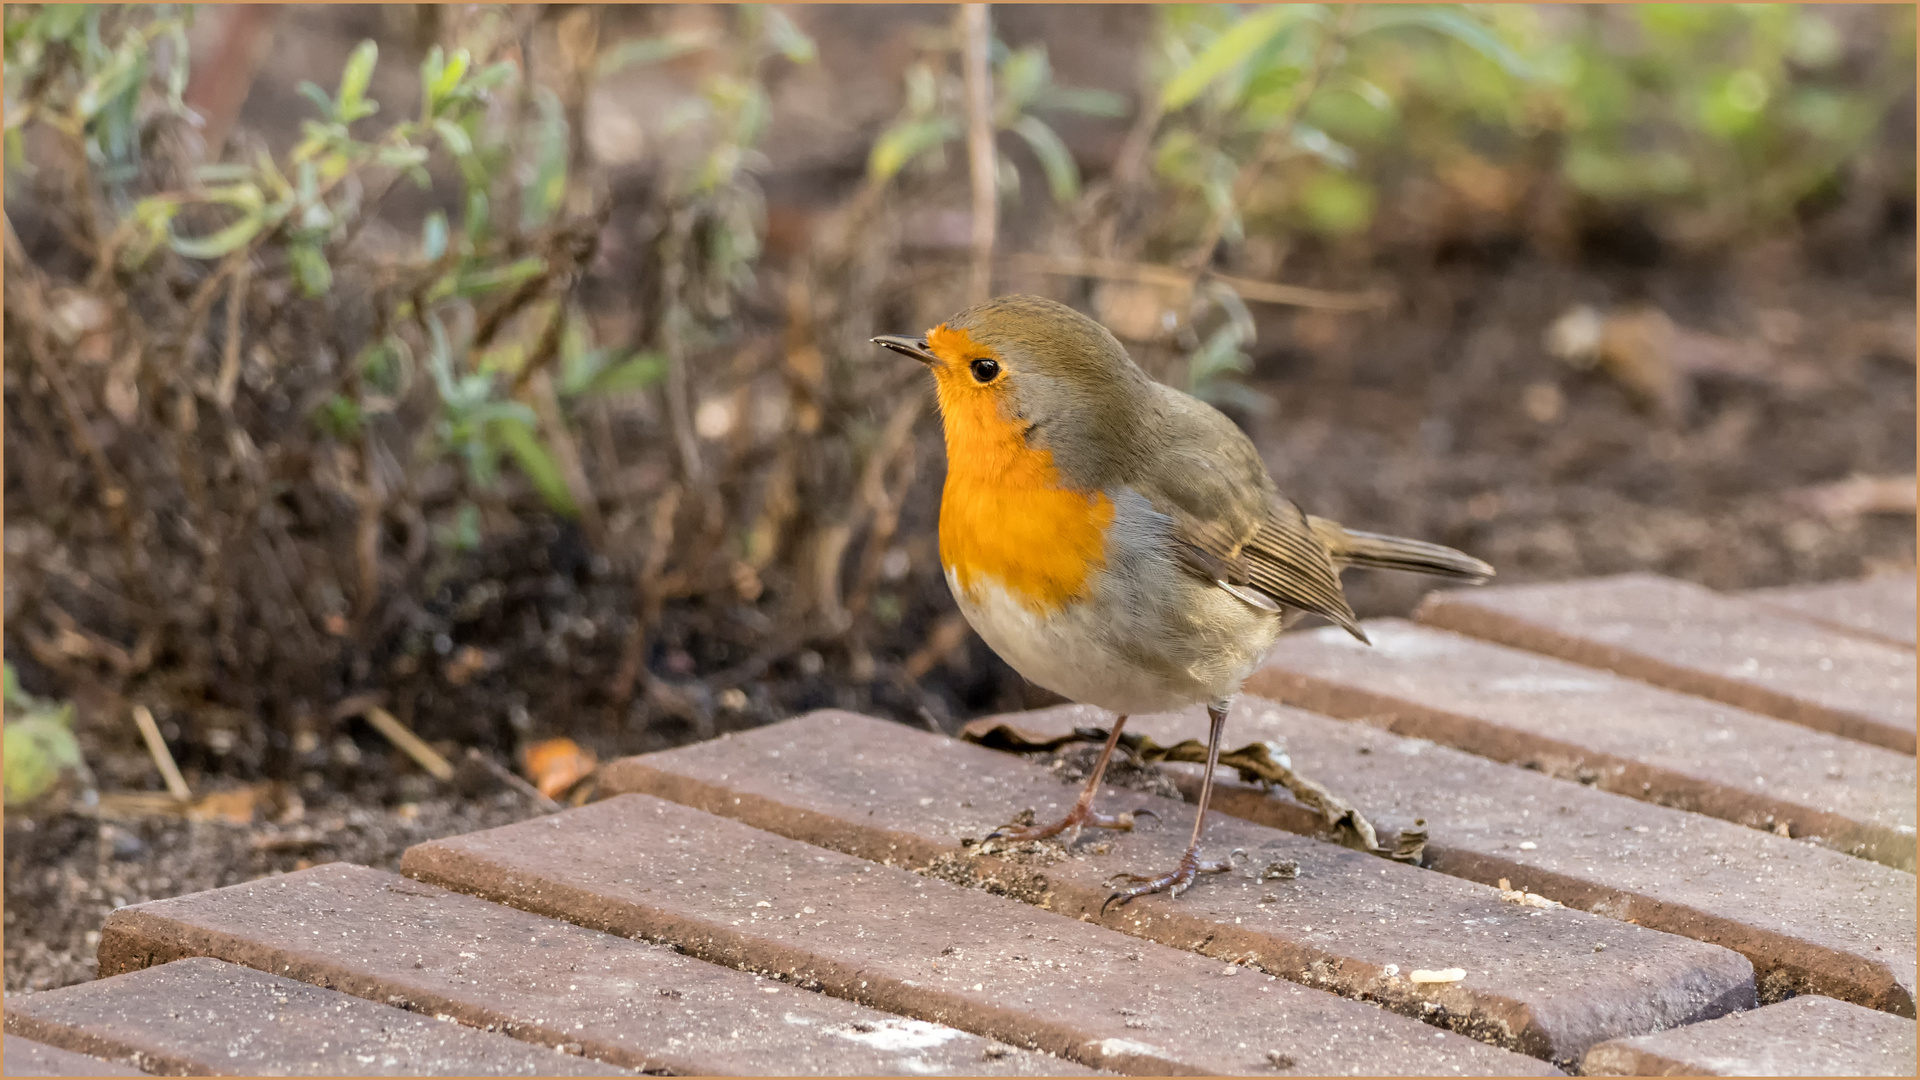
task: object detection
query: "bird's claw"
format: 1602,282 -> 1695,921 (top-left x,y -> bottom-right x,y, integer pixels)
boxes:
1100,847 -> 1240,913
985,806 -> 1138,846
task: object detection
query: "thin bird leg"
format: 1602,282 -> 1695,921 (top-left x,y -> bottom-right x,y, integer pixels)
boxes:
1103,702 -> 1239,911
986,715 -> 1139,846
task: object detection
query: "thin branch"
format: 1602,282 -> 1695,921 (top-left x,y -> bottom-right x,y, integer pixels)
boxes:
526,367 -> 606,548
214,257 -> 250,408
132,704 -> 193,802
1007,252 -> 1389,311
464,747 -> 563,813
659,216 -> 704,486
959,3 -> 997,305
842,396 -> 926,622
359,704 -> 455,782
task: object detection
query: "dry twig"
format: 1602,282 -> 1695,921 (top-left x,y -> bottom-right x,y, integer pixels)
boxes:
1008,252 -> 1390,312
959,3 -> 997,305
358,704 -> 455,782
464,747 -> 563,813
131,704 -> 193,803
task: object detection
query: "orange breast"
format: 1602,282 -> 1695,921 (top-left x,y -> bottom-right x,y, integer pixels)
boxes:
928,327 -> 1113,615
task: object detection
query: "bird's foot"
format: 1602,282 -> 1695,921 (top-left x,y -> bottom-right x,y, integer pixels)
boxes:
986,805 -> 1142,847
1101,846 -> 1244,912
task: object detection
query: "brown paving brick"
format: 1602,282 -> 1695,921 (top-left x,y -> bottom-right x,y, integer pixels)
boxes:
3,956 -> 626,1075
969,701 -> 1916,1018
3,1034 -> 146,1076
96,862 -> 1079,1077
402,792 -> 1560,1076
1248,619 -> 1916,871
1743,574 -> 1917,649
1414,573 -> 1917,753
598,714 -> 1756,1066
1581,995 -> 1918,1076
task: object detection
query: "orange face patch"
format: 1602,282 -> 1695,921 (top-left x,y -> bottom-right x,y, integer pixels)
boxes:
924,325 -> 1113,614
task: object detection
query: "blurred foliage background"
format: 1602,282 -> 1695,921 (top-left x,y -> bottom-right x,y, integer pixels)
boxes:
3,4 -> 1913,817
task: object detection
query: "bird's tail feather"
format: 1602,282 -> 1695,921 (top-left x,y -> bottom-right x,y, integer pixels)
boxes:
1307,517 -> 1494,583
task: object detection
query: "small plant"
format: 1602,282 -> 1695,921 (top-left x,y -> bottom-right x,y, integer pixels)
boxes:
1109,4 -> 1523,405
3,663 -> 87,808
2,4 -> 640,763
867,30 -> 1125,203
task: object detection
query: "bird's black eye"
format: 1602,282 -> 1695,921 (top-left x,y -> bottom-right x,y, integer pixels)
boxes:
969,357 -> 1000,383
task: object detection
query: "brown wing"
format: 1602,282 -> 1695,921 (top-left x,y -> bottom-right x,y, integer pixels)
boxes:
1171,499 -> 1363,640
1132,385 -> 1364,639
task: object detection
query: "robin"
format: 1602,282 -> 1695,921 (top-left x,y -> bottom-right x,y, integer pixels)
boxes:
874,295 -> 1492,908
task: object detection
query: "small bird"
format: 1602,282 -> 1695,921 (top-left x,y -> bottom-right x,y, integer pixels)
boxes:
875,295 -> 1492,908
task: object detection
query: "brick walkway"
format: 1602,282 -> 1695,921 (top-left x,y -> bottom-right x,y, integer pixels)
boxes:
7,572 -> 1915,1076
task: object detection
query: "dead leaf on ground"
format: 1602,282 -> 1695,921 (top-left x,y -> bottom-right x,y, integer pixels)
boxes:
185,781 -> 301,825
522,737 -> 598,800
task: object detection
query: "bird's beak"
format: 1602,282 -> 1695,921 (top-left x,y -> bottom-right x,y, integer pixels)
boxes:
871,335 -> 938,365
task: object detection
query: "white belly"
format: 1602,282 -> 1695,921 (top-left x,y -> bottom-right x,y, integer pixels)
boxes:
950,570 -> 1233,715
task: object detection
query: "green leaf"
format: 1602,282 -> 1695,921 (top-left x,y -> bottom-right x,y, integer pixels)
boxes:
997,46 -> 1050,113
431,47 -> 471,109
762,7 -> 816,64
419,45 -> 446,118
1202,279 -> 1256,344
1298,170 -> 1375,234
374,143 -> 429,171
421,209 -> 448,261
585,351 -> 668,396
193,161 -> 258,184
296,80 -> 335,119
454,255 -> 546,297
1187,320 -> 1251,395
4,711 -> 82,807
169,210 -> 263,259
337,39 -> 379,122
289,241 -> 333,295
521,86 -> 569,229
867,117 -> 960,183
1351,5 -> 1531,79
467,60 -> 515,92
436,501 -> 483,553
1334,72 -> 1393,114
464,189 -> 490,243
491,413 -> 578,517
904,61 -> 939,117
596,31 -> 712,77
1161,5 -> 1305,111
433,117 -> 473,158
312,392 -> 365,438
1291,124 -> 1355,170
424,310 -> 457,401
1035,85 -> 1128,118
1011,115 -> 1080,203
3,662 -> 25,710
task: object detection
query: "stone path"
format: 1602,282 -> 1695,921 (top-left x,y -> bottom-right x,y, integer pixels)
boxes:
6,571 -> 1913,1076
